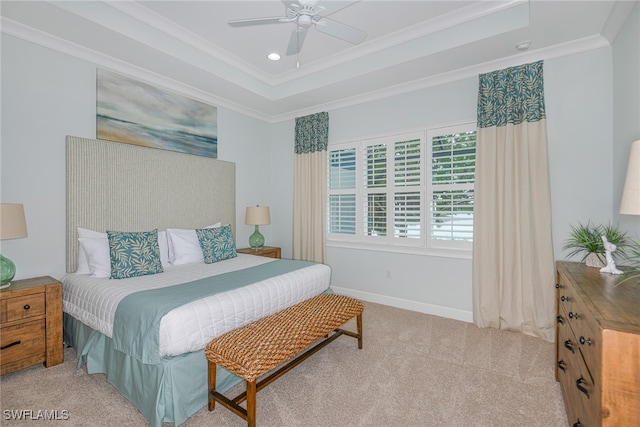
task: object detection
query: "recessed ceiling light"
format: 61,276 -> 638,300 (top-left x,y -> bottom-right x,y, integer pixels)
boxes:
267,52 -> 281,61
516,41 -> 531,51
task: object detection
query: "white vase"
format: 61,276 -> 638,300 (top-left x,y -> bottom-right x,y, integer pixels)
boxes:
585,252 -> 605,268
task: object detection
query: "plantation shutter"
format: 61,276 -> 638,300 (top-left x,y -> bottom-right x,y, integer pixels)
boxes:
393,138 -> 422,239
429,130 -> 476,246
364,143 -> 387,237
328,147 -> 357,235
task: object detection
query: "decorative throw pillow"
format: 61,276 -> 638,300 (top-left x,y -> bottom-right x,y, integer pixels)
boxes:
196,224 -> 237,264
166,223 -> 221,265
106,229 -> 164,279
78,227 -> 170,272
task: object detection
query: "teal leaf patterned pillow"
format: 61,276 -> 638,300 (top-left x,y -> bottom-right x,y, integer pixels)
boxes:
106,229 -> 164,279
196,225 -> 237,264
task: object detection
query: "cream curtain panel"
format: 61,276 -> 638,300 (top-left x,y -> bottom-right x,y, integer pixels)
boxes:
293,112 -> 329,263
472,61 -> 556,342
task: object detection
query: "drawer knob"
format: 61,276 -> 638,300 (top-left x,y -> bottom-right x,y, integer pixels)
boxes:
556,315 -> 565,325
579,336 -> 592,346
557,359 -> 567,372
1,340 -> 21,350
23,304 -> 31,310
564,339 -> 575,353
568,311 -> 579,319
576,377 -> 590,398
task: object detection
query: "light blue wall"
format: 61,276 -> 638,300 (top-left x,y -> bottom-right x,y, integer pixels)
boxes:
613,3 -> 640,235
326,78 -> 477,319
0,35 -> 277,280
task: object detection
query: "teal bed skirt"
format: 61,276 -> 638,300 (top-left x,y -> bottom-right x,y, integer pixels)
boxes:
63,313 -> 242,426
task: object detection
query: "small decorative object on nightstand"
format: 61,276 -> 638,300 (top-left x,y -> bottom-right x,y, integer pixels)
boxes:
236,246 -> 281,259
245,205 -> 271,249
0,203 -> 28,288
0,276 -> 63,375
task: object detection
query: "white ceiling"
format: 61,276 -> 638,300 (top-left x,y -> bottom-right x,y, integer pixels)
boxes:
1,1 -> 636,122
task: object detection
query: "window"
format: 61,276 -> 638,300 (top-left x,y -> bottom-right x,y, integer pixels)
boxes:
327,123 -> 476,254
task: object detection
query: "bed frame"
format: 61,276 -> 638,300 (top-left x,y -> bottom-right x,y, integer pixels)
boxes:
65,135 -> 235,272
64,135 -> 238,426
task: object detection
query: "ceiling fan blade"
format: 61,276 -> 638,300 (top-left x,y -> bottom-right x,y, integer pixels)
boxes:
228,16 -> 289,27
286,26 -> 309,56
315,18 -> 367,44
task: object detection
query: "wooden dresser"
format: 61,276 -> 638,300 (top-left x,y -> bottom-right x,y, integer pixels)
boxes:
0,276 -> 63,375
555,261 -> 640,426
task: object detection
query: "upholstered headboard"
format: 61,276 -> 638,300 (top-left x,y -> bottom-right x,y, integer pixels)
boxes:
65,136 -> 235,272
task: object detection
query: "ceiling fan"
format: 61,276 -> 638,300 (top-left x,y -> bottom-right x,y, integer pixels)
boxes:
228,0 -> 367,57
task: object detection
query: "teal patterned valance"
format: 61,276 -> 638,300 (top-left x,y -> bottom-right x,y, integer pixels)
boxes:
295,112 -> 329,154
477,61 -> 546,129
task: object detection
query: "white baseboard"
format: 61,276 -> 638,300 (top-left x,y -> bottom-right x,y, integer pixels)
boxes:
331,286 -> 473,323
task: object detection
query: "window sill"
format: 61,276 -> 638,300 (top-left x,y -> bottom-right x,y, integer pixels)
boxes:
326,240 -> 472,260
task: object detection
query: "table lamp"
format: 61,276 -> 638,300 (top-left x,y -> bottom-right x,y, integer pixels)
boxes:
0,203 -> 28,288
245,206 -> 270,249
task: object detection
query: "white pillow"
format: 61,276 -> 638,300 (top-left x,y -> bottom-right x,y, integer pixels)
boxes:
76,227 -> 107,274
78,237 -> 111,278
157,230 -> 170,267
76,227 -> 170,273
167,223 -> 221,265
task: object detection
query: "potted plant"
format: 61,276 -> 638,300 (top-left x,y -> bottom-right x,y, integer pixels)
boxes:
563,222 -> 630,267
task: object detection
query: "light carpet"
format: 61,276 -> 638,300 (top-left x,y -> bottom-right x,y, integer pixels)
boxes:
0,301 -> 567,426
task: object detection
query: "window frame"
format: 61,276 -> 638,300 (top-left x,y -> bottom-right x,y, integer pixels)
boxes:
327,122 -> 476,259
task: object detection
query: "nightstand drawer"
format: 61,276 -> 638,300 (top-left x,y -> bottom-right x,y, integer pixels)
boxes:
254,248 -> 280,258
1,277 -> 63,375
236,246 -> 281,259
0,319 -> 46,366
2,293 -> 45,323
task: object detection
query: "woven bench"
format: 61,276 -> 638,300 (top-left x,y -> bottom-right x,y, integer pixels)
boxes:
204,293 -> 364,427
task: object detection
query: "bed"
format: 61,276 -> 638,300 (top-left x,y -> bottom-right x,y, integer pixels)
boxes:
62,136 -> 331,426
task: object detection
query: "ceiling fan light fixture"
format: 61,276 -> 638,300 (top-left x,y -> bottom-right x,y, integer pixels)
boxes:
298,14 -> 313,27
267,52 -> 281,61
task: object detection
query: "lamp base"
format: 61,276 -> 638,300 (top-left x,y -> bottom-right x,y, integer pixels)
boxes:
0,253 -> 16,287
249,225 -> 265,249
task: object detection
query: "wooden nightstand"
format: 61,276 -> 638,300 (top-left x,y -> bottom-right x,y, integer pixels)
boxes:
0,276 -> 63,375
237,246 -> 281,259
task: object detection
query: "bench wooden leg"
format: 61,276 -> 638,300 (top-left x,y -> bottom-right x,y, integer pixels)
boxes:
208,361 -> 217,411
246,380 -> 257,427
357,313 -> 363,349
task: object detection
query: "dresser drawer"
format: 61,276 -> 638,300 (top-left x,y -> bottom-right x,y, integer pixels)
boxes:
557,317 -> 599,425
0,319 -> 46,366
559,283 -> 601,386
2,293 -> 46,323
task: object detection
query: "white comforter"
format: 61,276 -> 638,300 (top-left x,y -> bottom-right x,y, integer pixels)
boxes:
62,254 -> 331,357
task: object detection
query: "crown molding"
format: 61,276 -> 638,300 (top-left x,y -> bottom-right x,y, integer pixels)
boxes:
1,17 -> 272,123
269,34 -> 612,122
2,16 -> 611,124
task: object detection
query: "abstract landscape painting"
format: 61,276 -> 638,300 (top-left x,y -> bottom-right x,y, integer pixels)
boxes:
97,69 -> 217,158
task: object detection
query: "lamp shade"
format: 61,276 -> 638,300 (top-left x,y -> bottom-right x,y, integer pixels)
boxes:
0,204 -> 28,240
620,140 -> 640,215
245,206 -> 271,225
